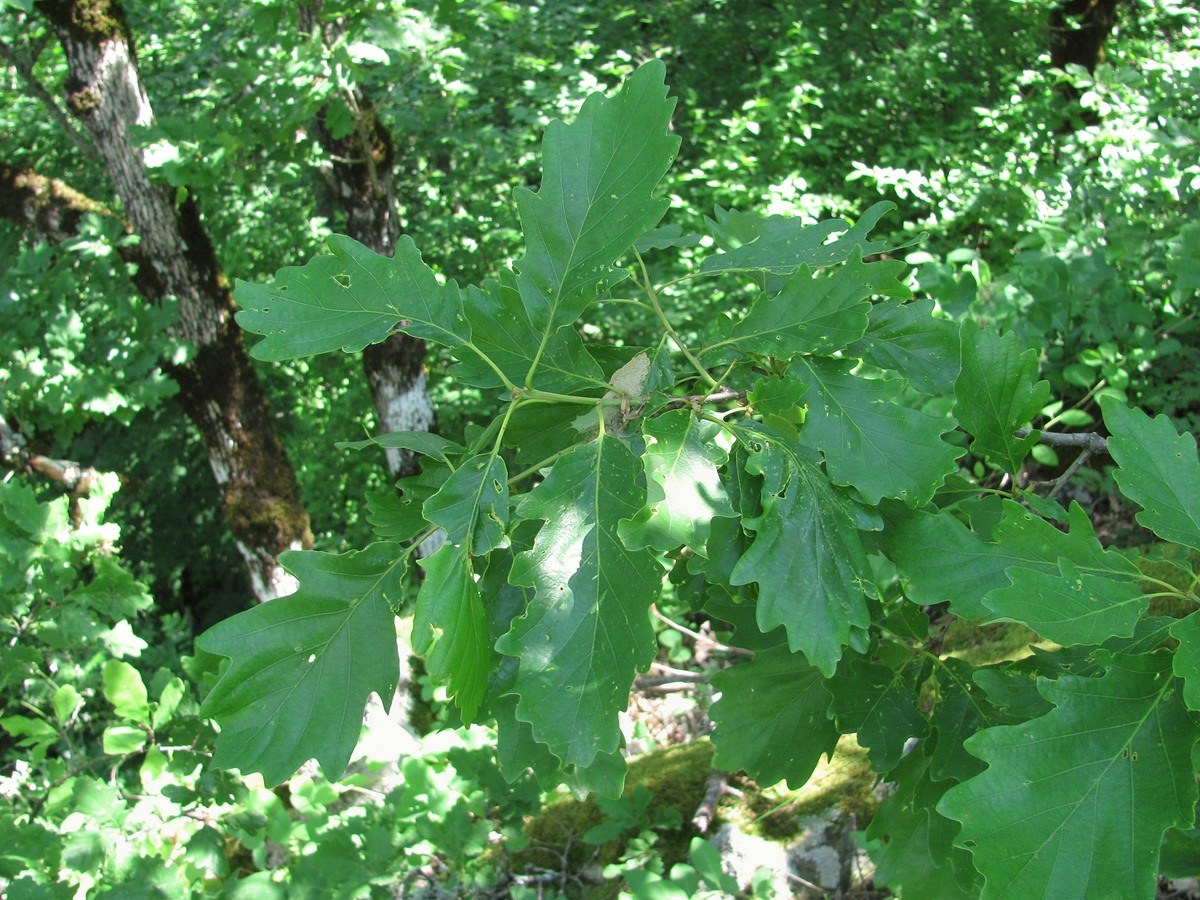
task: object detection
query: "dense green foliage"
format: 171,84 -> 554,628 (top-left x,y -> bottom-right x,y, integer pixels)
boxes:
4,1 -> 1200,897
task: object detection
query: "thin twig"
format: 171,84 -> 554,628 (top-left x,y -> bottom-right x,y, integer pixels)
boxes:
692,769 -> 730,833
1016,428 -> 1109,500
651,606 -> 754,657
1015,427 -> 1108,453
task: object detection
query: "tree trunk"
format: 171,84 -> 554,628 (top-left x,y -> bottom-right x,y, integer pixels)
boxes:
300,2 -> 433,480
1048,0 -> 1122,129
1049,0 -> 1122,74
35,0 -> 312,602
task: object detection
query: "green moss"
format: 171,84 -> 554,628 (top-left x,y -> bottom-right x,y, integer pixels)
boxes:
941,619 -> 1055,666
731,736 -> 879,841
515,740 -> 715,893
1135,544 -> 1200,617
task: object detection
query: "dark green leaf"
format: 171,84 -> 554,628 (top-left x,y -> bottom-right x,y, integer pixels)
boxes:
866,741 -> 982,899
954,322 -> 1050,474
453,276 -> 608,393
336,431 -> 464,463
848,298 -> 960,393
793,357 -> 961,506
730,448 -> 873,675
831,654 -> 927,771
516,60 -> 678,333
422,453 -> 509,554
722,255 -> 901,357
1170,613 -> 1200,711
710,646 -> 839,788
939,653 -> 1200,898
701,201 -> 898,278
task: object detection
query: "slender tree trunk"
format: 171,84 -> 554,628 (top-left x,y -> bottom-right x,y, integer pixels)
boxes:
299,1 -> 433,480
35,0 -> 312,602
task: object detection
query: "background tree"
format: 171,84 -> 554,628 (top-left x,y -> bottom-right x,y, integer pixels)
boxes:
24,0 -> 312,601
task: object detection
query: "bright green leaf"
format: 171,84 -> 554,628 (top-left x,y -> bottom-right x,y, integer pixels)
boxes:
52,685 -> 82,726
235,234 -> 466,360
618,410 -> 733,552
414,545 -> 490,721
102,725 -> 147,756
197,544 -> 404,784
1102,397 -> 1200,550
497,436 -> 661,769
103,660 -> 150,726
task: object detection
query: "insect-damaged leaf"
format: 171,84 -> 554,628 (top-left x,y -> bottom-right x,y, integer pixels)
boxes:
197,545 -> 404,785
235,234 -> 466,360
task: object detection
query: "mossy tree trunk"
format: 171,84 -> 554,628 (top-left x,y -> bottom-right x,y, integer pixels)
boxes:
35,0 -> 312,602
299,0 -> 434,481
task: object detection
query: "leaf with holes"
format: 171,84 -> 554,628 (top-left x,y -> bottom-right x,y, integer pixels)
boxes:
197,545 -> 404,784
938,652 -> 1200,899
235,234 -> 466,360
413,544 -> 489,721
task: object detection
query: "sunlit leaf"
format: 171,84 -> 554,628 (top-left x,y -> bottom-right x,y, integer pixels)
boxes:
197,545 -> 404,784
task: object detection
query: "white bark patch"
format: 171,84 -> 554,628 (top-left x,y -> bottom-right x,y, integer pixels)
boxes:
375,368 -> 434,476
240,538 -> 303,603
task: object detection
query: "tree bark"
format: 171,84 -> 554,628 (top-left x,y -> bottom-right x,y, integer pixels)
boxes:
34,0 -> 312,602
1049,0 -> 1122,74
300,2 -> 434,480
1048,0 -> 1122,129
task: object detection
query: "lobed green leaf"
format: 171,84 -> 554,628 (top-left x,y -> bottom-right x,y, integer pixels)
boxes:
197,544 -> 404,784
496,435 -> 661,769
1102,396 -> 1200,550
235,234 -> 465,360
939,653 -> 1200,899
